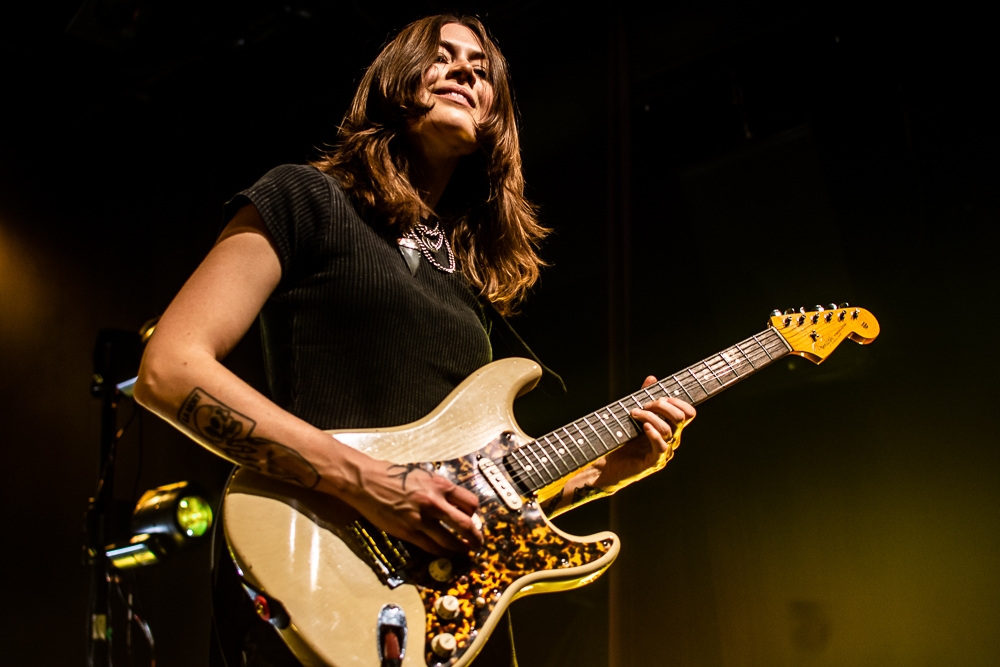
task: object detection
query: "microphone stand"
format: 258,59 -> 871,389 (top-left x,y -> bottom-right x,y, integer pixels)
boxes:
84,329 -> 142,667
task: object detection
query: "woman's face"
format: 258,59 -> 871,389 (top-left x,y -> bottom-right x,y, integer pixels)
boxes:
410,23 -> 494,159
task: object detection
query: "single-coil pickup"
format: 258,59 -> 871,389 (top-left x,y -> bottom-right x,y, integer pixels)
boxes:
478,458 -> 523,510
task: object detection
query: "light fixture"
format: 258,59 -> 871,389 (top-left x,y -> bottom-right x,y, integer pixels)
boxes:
106,481 -> 214,569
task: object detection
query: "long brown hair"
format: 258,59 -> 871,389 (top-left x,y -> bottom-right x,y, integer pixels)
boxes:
311,14 -> 547,314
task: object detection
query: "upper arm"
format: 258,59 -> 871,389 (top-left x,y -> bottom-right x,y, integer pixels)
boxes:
146,203 -> 282,364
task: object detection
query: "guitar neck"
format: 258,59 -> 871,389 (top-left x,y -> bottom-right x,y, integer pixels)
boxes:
504,327 -> 792,494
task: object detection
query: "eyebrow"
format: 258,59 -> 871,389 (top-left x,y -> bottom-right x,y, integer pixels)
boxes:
440,39 -> 487,62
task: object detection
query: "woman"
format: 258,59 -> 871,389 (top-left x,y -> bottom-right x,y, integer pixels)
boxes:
135,14 -> 695,666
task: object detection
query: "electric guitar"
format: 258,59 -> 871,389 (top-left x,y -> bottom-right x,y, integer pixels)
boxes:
222,305 -> 879,667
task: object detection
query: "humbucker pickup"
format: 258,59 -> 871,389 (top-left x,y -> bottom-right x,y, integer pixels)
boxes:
477,458 -> 523,510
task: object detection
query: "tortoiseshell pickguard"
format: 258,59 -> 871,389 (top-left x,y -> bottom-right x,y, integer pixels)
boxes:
404,435 -> 614,666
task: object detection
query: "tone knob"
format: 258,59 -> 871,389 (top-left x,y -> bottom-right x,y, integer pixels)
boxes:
434,595 -> 460,619
431,633 -> 457,657
428,558 -> 453,582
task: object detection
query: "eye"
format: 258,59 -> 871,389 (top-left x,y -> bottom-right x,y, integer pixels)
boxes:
473,66 -> 488,78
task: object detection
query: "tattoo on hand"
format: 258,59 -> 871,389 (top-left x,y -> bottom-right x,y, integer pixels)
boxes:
178,388 -> 320,489
387,462 -> 434,490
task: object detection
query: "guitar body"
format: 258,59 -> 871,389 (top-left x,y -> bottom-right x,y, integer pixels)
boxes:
223,357 -> 620,667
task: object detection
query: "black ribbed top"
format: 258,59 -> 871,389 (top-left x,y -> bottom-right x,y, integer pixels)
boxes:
225,164 -> 492,430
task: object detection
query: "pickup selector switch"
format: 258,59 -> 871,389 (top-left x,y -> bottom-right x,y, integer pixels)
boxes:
434,595 -> 460,619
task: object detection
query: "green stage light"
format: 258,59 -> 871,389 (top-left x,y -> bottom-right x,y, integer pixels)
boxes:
176,495 -> 212,537
106,481 -> 214,569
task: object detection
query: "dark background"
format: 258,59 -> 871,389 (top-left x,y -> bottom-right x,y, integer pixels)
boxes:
2,1 -> 997,665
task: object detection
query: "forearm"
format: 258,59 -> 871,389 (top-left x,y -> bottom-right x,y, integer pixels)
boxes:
538,462 -> 607,518
134,344 -> 363,496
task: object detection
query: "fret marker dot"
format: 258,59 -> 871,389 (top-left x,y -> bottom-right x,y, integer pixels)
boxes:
524,465 -> 532,471
616,431 -> 623,438
558,448 -> 565,454
604,413 -> 611,420
674,390 -> 680,395
577,439 -> 584,444
540,457 -> 547,463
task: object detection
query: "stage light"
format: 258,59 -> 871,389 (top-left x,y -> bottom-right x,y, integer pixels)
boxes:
106,481 -> 214,569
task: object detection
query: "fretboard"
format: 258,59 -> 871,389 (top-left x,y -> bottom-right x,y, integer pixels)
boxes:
503,327 -> 791,494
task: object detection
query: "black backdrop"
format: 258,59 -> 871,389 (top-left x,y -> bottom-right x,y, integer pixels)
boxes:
2,2 -> 998,665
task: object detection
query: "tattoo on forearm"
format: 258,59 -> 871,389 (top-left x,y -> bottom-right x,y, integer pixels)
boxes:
571,484 -> 601,505
541,488 -> 564,514
178,388 -> 320,489
387,462 -> 434,490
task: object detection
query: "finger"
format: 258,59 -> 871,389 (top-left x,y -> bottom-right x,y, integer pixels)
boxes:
664,396 -> 696,420
643,421 -> 670,453
400,525 -> 450,556
641,375 -> 658,389
421,505 -> 482,552
444,483 -> 480,515
631,409 -> 673,449
634,401 -> 686,429
425,501 -> 482,550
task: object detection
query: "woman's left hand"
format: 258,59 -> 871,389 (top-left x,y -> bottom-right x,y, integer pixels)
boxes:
593,375 -> 696,491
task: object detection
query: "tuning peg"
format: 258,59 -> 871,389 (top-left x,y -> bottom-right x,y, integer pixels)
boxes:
826,303 -> 837,311
784,308 -> 797,315
798,307 -> 806,314
838,302 -> 850,309
771,309 -> 782,317
812,305 -> 824,312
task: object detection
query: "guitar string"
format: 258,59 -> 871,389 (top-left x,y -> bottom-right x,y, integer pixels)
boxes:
500,333 -> 790,490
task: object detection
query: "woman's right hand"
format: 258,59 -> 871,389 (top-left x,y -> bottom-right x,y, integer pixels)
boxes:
328,448 -> 483,556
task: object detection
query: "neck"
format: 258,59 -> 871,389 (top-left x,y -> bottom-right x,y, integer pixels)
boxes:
502,327 -> 793,495
406,143 -> 460,210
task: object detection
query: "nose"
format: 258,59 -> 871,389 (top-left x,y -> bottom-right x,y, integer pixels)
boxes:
446,58 -> 475,84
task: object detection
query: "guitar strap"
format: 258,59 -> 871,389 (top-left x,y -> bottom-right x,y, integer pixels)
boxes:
483,302 -> 567,396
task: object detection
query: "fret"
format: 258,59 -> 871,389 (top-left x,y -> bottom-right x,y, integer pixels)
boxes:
734,341 -> 757,369
670,374 -> 695,402
574,421 -> 604,457
702,360 -> 725,388
719,351 -> 740,379
687,368 -> 709,396
751,333 -> 774,359
509,447 -> 542,490
615,400 -> 640,440
556,428 -> 583,466
594,408 -> 626,444
526,442 -> 556,483
582,415 -> 612,452
540,435 -> 572,476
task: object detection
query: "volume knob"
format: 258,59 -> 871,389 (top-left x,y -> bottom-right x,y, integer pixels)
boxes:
434,595 -> 460,619
431,633 -> 457,657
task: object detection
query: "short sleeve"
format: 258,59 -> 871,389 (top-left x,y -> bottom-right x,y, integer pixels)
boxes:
223,164 -> 333,284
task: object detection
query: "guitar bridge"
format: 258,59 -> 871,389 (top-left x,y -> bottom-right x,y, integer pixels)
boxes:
349,521 -> 411,589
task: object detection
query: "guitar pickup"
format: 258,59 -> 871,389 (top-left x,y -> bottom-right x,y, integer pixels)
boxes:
478,458 -> 523,510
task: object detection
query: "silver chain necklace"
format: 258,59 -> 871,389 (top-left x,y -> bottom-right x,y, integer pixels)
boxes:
399,221 -> 456,273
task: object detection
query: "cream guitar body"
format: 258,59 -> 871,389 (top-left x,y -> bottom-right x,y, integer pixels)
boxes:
224,358 -> 619,667
222,306 -> 880,667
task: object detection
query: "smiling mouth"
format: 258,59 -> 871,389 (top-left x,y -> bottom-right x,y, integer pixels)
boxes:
435,90 -> 474,108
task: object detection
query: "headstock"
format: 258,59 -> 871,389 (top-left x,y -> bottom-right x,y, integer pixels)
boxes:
769,303 -> 879,364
